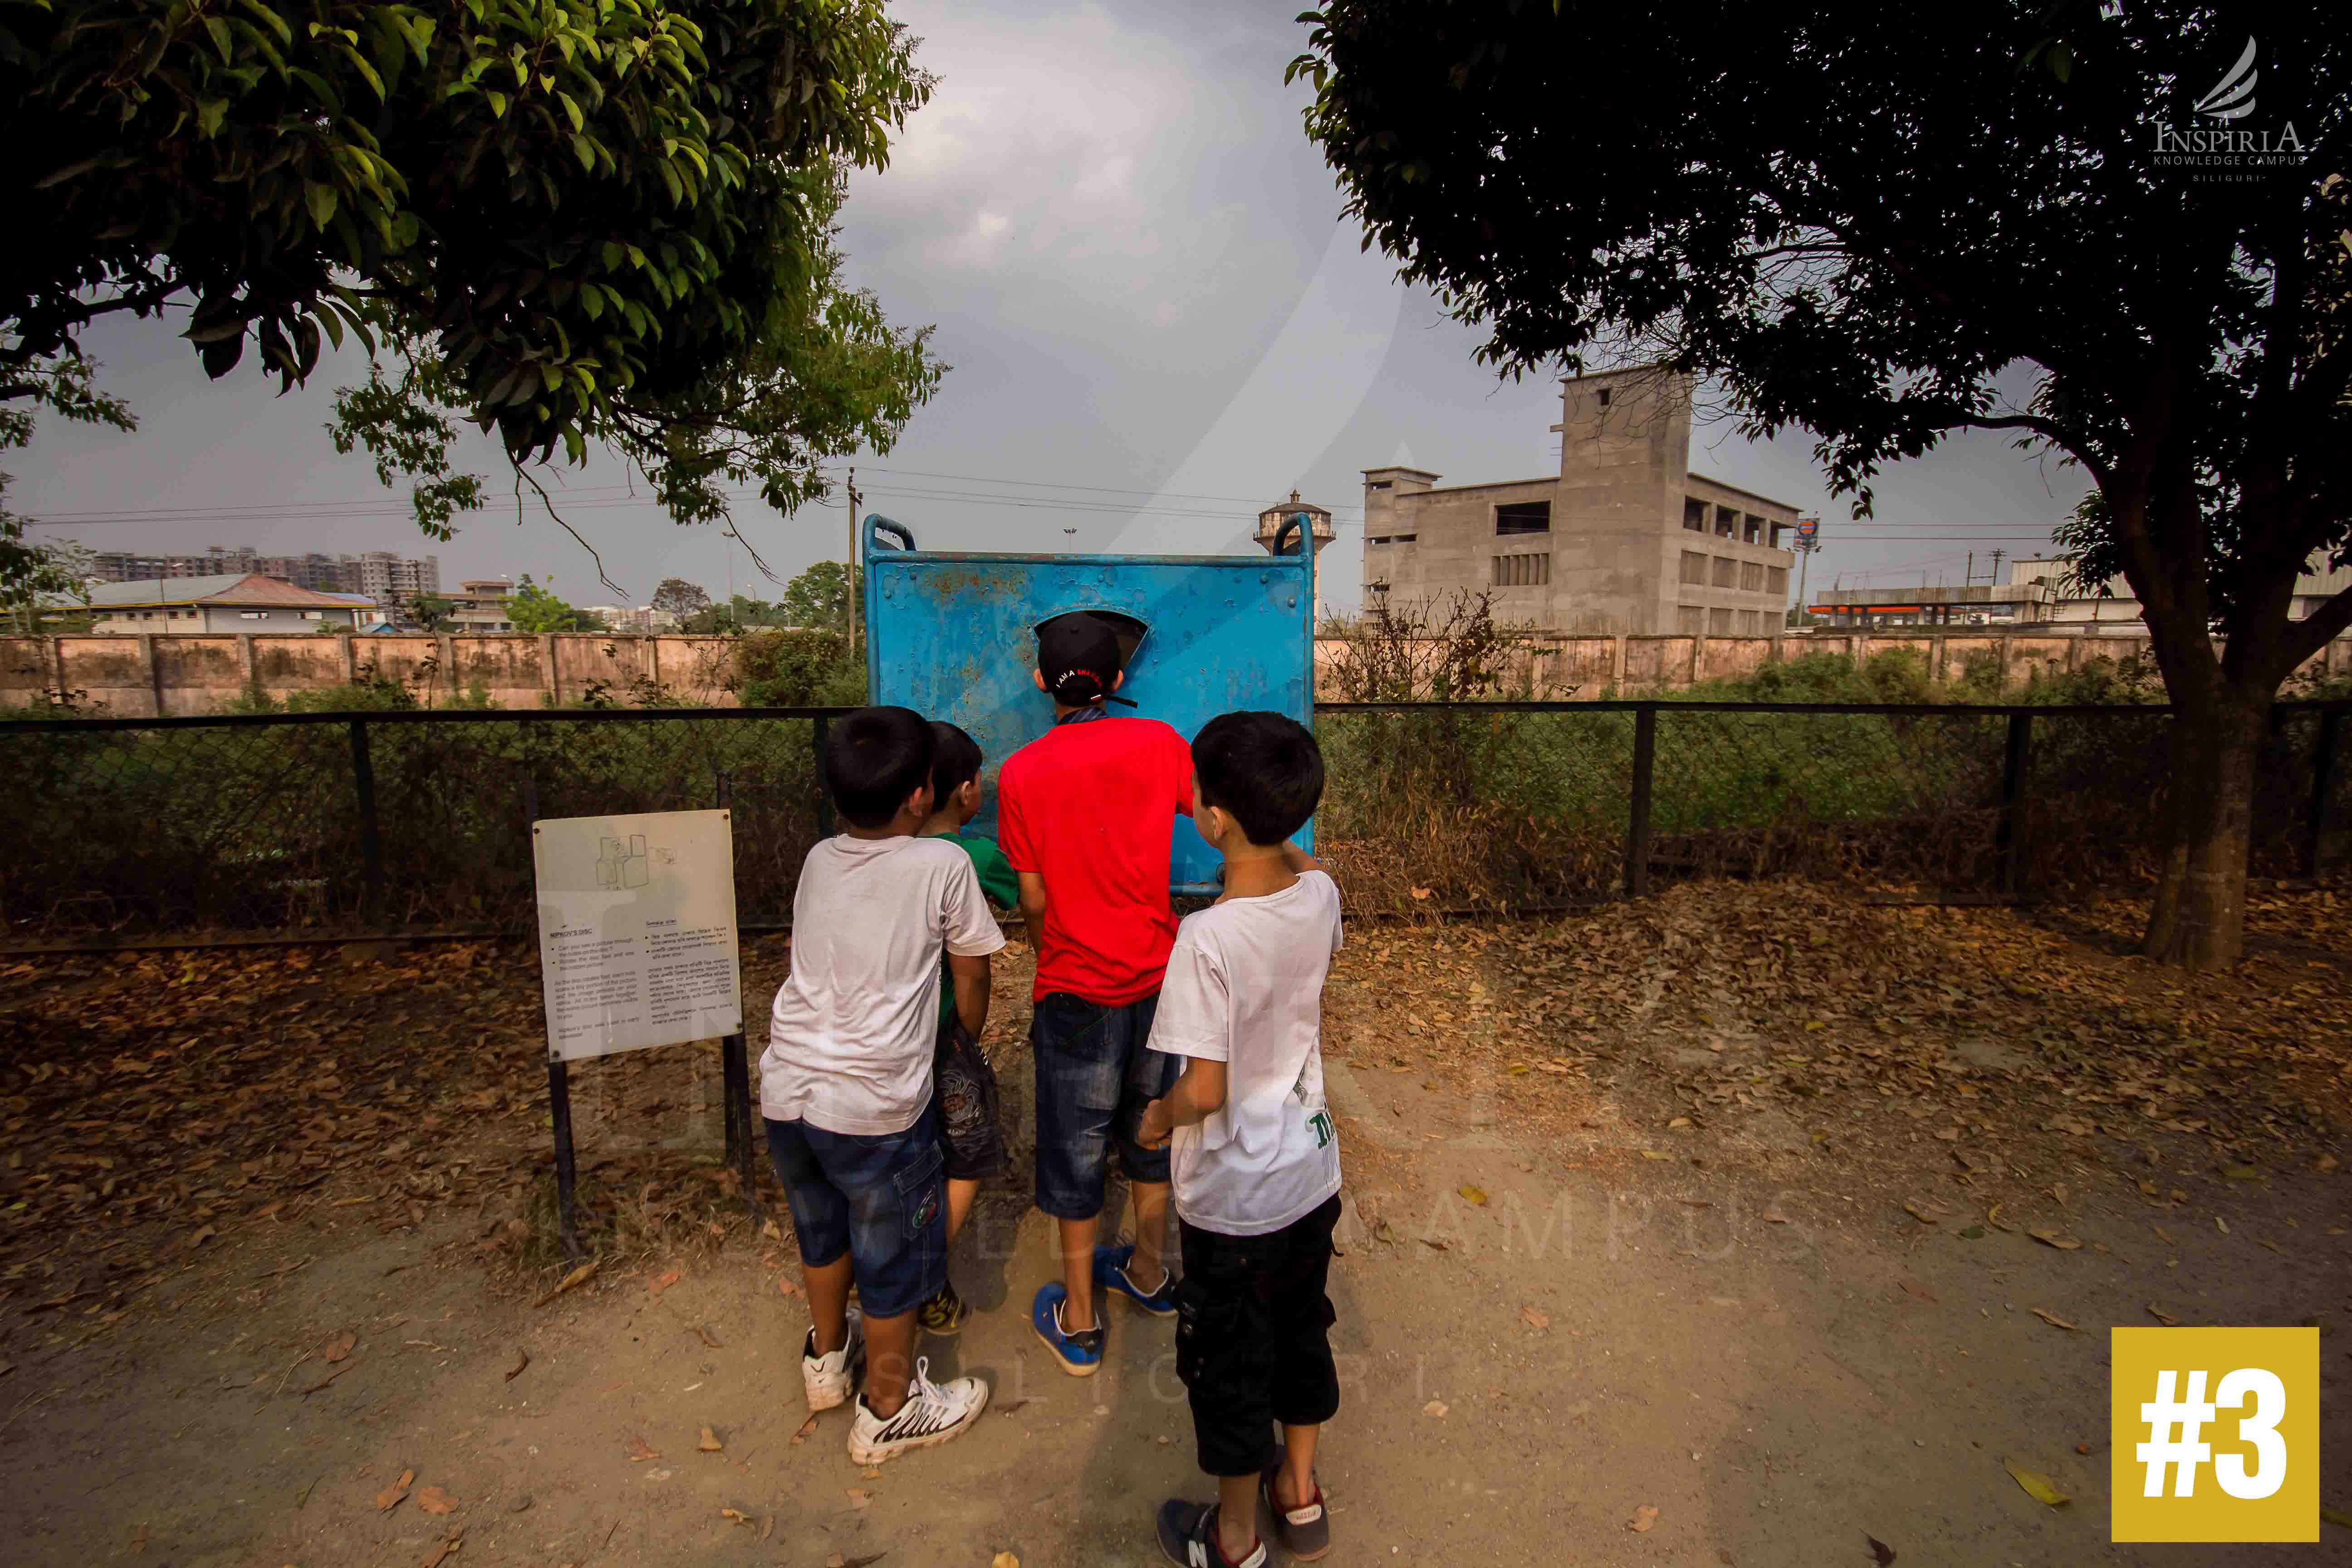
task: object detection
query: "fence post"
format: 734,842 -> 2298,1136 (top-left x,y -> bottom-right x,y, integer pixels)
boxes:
348,717 -> 385,926
1624,705 -> 1657,897
812,714 -> 834,838
1997,710 -> 2033,902
2307,707 -> 2342,877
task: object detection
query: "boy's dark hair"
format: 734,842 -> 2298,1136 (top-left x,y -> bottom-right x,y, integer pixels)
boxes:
1191,710 -> 1323,847
928,720 -> 984,806
825,706 -> 936,830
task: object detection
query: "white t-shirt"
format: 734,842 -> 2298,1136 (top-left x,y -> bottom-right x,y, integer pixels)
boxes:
1147,869 -> 1344,1236
759,835 -> 1006,1136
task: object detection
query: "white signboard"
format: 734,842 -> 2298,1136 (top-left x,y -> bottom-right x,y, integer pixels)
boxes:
531,809 -> 743,1062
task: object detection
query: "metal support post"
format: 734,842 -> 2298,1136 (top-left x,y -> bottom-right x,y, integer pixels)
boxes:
1624,706 -> 1657,897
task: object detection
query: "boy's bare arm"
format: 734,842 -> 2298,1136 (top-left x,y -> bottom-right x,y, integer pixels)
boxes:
1279,841 -> 1322,876
1015,871 -> 1048,940
1137,1057 -> 1228,1148
948,951 -> 991,1038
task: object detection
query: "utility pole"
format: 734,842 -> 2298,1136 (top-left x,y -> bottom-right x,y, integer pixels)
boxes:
846,466 -> 860,643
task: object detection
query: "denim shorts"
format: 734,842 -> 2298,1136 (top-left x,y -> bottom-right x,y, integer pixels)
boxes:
1030,990 -> 1180,1220
764,1112 -> 946,1319
932,1018 -> 1008,1182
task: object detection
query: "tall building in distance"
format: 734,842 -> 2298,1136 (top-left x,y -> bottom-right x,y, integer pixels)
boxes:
90,545 -> 440,601
1361,368 -> 1800,635
357,551 -> 441,601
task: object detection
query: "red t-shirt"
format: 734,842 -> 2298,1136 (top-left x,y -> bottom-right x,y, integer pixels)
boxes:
996,715 -> 1194,1005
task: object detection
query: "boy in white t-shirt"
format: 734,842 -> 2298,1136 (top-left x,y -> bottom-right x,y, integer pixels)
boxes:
759,706 -> 1006,1465
1136,711 -> 1343,1568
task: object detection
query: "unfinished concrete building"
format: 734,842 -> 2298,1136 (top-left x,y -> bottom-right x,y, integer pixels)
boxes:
1361,368 -> 1800,635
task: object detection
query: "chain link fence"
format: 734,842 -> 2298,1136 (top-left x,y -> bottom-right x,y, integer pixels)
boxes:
2,701 -> 2343,945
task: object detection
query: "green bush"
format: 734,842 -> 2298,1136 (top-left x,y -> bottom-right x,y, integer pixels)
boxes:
733,629 -> 868,708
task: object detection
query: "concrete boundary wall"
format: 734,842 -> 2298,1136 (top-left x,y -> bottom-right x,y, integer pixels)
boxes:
3,629 -> 2348,716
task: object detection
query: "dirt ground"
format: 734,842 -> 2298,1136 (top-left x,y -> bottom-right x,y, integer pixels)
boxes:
2,878 -> 2348,1567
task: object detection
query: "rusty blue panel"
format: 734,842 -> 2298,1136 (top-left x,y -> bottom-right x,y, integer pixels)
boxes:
862,514 -> 1316,892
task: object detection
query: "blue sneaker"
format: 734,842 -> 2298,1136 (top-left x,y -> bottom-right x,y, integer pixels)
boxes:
1093,1240 -> 1176,1318
1030,1283 -> 1104,1377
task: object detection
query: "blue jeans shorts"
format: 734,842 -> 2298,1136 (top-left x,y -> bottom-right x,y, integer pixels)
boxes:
764,1111 -> 946,1319
1030,990 -> 1180,1220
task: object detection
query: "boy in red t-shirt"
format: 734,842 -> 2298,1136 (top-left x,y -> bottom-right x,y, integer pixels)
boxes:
996,612 -> 1193,1374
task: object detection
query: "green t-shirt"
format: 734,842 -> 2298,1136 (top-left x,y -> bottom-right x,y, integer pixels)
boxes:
933,828 -> 1017,1027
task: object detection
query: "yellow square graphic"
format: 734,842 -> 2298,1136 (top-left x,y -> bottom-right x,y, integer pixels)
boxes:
2110,1327 -> 2318,1542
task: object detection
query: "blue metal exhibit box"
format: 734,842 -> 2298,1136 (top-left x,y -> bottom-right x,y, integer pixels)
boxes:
861,514 -> 1317,892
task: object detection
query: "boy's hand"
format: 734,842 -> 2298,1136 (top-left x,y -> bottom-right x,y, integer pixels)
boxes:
1136,1097 -> 1173,1150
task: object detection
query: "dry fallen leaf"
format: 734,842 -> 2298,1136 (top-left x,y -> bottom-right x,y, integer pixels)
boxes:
1457,1184 -> 1488,1206
719,1509 -> 751,1526
322,1331 -> 356,1364
2027,1229 -> 2082,1251
416,1486 -> 456,1516
991,1555 -> 1019,1568
789,1413 -> 818,1445
1628,1504 -> 1659,1533
2029,1308 -> 2078,1332
1422,1399 -> 1448,1418
128,1524 -> 146,1555
2002,1458 -> 2069,1509
649,1268 -> 682,1297
1520,1305 -> 1550,1332
533,1261 -> 597,1307
777,1274 -> 804,1299
1898,1278 -> 1936,1303
376,1469 -> 416,1512
1866,1534 -> 1896,1566
420,1529 -> 463,1568
844,1487 -> 872,1511
1901,1199 -> 1945,1225
627,1437 -> 659,1463
2146,1304 -> 2180,1327
2215,1216 -> 2231,1235
698,1427 -> 723,1453
504,1348 -> 529,1382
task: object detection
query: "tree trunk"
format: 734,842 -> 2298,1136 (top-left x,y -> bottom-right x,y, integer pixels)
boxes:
2141,692 -> 2267,970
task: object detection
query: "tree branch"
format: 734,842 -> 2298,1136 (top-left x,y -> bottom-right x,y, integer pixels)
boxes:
512,463 -> 625,598
2279,581 -> 2352,672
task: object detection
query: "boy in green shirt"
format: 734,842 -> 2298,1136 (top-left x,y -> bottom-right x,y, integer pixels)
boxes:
918,722 -> 1018,1333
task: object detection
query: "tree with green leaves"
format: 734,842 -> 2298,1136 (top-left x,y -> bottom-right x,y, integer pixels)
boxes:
650,577 -> 713,620
507,576 -> 592,634
406,593 -> 455,632
1292,1 -> 2349,969
778,559 -> 859,632
3,0 -> 942,587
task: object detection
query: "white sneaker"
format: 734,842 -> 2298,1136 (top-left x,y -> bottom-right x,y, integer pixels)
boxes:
801,1310 -> 865,1411
847,1356 -> 989,1465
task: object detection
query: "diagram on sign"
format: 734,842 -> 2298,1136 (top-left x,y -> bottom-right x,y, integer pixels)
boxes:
596,834 -> 651,890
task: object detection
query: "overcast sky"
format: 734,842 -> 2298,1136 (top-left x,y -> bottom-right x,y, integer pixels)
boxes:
13,0 -> 2086,614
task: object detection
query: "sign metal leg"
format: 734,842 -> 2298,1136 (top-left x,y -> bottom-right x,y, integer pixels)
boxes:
548,1055 -> 584,1262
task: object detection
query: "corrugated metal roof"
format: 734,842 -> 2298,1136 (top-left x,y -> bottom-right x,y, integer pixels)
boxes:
87,574 -> 369,610
87,574 -> 251,607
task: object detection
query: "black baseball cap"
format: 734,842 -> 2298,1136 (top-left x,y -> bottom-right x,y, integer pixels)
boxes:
1035,610 -> 1146,706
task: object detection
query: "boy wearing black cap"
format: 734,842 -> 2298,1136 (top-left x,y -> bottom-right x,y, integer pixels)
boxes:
996,611 -> 1195,1374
